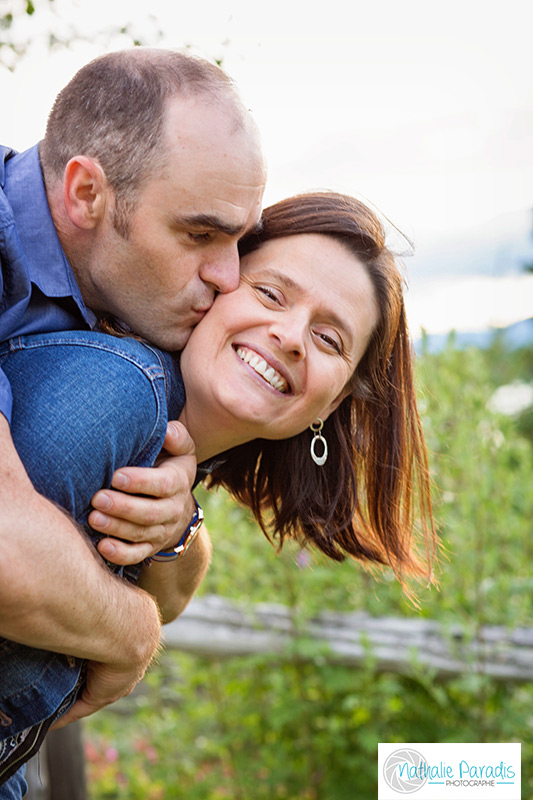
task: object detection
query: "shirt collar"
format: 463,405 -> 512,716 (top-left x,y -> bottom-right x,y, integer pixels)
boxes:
4,144 -> 96,327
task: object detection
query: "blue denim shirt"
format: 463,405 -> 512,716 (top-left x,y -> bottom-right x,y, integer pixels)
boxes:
0,331 -> 185,786
0,144 -> 96,423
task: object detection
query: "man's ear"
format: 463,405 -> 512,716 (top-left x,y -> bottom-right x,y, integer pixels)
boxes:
63,156 -> 108,230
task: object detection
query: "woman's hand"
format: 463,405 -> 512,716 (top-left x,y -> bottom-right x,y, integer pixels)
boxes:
89,421 -> 198,565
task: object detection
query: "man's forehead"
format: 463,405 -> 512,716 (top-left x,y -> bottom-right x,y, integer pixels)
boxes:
163,96 -> 265,180
157,94 -> 265,230
164,94 -> 255,151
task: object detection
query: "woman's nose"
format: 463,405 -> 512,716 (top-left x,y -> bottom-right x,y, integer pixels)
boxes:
269,314 -> 306,359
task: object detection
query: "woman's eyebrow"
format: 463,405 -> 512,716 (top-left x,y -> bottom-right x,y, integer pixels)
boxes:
255,268 -> 301,292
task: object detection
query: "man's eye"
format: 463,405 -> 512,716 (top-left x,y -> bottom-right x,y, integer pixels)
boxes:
188,232 -> 212,242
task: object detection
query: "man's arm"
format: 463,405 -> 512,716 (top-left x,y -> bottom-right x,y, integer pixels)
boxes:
0,415 -> 161,711
53,526 -> 212,731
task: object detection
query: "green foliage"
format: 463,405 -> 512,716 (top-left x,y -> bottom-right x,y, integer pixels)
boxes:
85,337 -> 533,799
0,0 -> 44,66
0,0 -> 159,71
416,336 -> 533,628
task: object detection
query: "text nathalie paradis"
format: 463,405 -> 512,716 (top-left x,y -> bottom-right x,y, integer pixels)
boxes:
398,758 -> 516,784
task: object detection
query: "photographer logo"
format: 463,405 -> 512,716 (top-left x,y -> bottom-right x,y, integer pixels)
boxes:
383,748 -> 428,793
378,742 -> 521,800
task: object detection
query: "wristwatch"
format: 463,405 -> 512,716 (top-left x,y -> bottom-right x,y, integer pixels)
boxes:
149,499 -> 204,563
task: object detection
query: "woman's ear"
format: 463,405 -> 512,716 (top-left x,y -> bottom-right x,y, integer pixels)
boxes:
63,156 -> 109,230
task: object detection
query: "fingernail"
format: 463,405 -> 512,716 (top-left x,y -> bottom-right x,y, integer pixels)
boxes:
167,422 -> 179,438
92,492 -> 112,510
91,512 -> 110,529
99,540 -> 116,556
113,472 -> 129,488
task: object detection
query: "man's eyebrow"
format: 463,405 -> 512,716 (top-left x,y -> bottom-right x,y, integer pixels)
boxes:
171,213 -> 251,238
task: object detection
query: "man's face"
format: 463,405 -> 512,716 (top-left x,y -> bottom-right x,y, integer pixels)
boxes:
88,95 -> 266,350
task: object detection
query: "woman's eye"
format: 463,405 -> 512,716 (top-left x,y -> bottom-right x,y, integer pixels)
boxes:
257,286 -> 281,303
317,332 -> 342,354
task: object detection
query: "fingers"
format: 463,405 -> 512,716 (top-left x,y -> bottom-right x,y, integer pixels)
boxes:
94,422 -> 195,503
90,492 -> 179,532
88,418 -> 199,564
88,488 -> 196,557
53,660 -> 145,729
96,535 -> 157,565
162,421 -> 196,458
110,457 -> 195,500
50,698 -> 98,730
93,453 -> 196,515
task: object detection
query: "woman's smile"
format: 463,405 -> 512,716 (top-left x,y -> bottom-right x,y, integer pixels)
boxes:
234,345 -> 291,394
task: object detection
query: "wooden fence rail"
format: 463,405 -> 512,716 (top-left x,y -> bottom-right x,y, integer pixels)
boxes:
163,595 -> 533,682
26,595 -> 533,798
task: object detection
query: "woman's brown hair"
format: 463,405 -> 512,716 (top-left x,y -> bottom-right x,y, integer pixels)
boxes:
206,191 -> 435,581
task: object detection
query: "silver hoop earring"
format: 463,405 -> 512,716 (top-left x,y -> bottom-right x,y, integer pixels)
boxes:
310,419 -> 328,466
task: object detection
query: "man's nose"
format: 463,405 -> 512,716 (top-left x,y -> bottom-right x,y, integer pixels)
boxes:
199,245 -> 240,294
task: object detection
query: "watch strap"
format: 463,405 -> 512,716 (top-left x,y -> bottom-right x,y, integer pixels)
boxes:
149,498 -> 204,563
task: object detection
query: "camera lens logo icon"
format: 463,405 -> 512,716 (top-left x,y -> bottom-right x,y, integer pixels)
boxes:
383,749 -> 428,794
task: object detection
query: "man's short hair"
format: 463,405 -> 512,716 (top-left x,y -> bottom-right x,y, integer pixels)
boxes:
40,48 -> 245,233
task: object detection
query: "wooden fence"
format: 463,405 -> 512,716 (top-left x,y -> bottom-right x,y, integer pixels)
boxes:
162,595 -> 533,682
25,594 -> 533,798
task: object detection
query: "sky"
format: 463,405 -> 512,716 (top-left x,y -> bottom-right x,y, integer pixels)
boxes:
2,0 -> 532,336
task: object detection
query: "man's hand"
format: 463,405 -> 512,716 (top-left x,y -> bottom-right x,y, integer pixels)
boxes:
52,656 -> 155,730
89,422 -> 197,565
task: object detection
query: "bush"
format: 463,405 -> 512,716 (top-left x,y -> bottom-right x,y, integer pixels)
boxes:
85,337 -> 533,799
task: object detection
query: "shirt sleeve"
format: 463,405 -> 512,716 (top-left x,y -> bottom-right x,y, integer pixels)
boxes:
0,240 -> 14,423
0,369 -> 13,423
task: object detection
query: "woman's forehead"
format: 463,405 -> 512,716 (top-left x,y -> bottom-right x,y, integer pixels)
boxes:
240,233 -> 379,356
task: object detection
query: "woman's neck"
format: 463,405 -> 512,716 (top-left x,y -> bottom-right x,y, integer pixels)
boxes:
177,401 -> 249,465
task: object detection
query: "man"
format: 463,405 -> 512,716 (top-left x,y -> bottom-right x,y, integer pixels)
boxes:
0,47 -> 266,793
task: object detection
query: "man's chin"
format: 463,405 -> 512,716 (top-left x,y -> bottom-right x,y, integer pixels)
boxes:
149,327 -> 193,353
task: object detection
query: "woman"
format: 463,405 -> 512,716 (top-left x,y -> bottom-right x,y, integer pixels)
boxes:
0,191 -> 434,792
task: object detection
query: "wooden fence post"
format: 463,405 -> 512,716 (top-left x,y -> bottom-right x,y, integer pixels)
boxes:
25,722 -> 87,800
24,751 -> 49,800
45,723 -> 87,800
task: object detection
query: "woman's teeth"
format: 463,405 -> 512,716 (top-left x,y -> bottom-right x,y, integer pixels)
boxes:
236,348 -> 288,393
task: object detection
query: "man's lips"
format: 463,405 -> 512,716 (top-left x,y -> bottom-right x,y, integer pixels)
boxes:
191,307 -> 210,322
234,345 -> 291,393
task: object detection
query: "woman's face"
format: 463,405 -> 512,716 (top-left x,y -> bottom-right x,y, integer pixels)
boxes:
181,233 -> 379,444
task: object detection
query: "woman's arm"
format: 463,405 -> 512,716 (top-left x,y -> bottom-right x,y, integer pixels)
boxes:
137,526 -> 212,624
